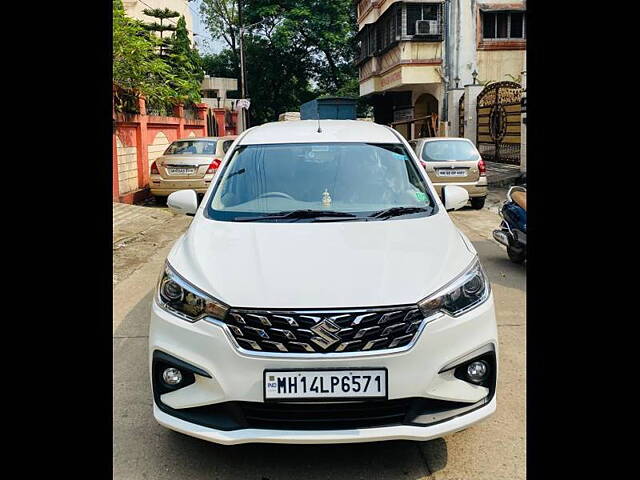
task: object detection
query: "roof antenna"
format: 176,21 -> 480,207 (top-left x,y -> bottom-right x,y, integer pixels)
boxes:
317,118 -> 322,133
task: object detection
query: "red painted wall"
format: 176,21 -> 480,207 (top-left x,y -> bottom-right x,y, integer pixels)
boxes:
113,98 -> 209,204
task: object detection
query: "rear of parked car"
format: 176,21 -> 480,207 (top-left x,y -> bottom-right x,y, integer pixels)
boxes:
150,136 -> 237,199
409,138 -> 487,209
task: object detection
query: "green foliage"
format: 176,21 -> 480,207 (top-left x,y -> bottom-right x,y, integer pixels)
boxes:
142,8 -> 180,20
243,34 -> 316,124
112,0 -> 174,109
113,1 -> 203,112
200,1 -> 239,53
199,0 -> 362,123
142,7 -> 179,58
202,50 -> 239,79
166,16 -> 204,103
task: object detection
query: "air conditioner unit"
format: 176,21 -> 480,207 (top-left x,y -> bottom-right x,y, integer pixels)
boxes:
415,20 -> 440,35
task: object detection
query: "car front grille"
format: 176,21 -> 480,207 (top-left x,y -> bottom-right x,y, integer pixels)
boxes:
221,306 -> 425,354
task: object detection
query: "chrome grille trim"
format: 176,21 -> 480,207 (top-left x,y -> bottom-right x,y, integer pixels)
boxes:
210,306 -> 443,357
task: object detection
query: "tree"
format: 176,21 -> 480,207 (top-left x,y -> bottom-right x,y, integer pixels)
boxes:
202,50 -> 239,79
243,33 -> 316,124
200,1 -> 240,57
166,16 -> 204,104
198,0 -> 363,123
142,7 -> 179,57
112,0 -> 175,110
245,0 -> 357,93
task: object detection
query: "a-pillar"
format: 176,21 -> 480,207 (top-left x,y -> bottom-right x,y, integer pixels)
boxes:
447,88 -> 465,137
136,96 -> 150,190
463,84 -> 484,146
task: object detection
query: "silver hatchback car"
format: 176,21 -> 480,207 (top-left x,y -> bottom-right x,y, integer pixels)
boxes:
409,138 -> 487,209
150,136 -> 237,201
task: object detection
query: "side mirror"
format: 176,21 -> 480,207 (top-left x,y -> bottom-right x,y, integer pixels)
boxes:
442,185 -> 469,211
167,190 -> 198,216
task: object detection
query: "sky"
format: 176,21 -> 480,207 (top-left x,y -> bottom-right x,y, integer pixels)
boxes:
190,0 -> 226,55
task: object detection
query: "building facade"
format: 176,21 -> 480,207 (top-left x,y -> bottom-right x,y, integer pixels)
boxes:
355,0 -> 526,139
123,0 -> 194,42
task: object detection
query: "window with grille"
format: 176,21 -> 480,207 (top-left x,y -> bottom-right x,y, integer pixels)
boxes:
482,10 -> 526,40
355,2 -> 444,64
406,2 -> 441,35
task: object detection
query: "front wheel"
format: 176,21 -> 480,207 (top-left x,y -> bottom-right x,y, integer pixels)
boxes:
507,244 -> 526,264
471,197 -> 486,210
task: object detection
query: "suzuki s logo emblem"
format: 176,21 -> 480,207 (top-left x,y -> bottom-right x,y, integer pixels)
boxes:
310,318 -> 341,349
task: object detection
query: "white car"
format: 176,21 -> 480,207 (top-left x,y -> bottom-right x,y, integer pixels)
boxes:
149,120 -> 498,445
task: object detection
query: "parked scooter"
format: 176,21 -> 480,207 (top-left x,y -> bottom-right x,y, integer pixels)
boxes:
492,185 -> 526,264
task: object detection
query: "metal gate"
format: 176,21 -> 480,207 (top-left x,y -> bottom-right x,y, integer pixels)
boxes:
458,94 -> 465,137
206,109 -> 218,136
476,81 -> 522,164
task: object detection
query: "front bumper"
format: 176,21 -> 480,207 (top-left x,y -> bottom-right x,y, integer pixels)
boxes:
149,295 -> 498,444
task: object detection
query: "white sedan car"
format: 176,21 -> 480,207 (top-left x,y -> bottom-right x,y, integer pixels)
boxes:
149,120 -> 498,445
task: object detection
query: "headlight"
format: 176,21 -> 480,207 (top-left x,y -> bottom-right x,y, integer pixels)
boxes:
418,257 -> 490,317
156,263 -> 229,322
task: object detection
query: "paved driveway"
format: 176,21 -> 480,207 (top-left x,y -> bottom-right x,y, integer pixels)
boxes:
113,200 -> 525,479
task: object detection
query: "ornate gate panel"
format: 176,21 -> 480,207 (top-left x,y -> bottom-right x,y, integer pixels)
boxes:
458,94 -> 464,137
476,81 -> 522,164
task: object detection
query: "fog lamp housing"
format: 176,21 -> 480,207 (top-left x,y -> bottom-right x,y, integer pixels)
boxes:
466,360 -> 489,384
162,367 -> 183,386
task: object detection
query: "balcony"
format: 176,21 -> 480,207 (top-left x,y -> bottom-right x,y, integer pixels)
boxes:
358,41 -> 443,96
356,2 -> 444,66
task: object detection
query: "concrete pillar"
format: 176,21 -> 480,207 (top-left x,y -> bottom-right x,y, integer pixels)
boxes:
520,69 -> 527,174
173,103 -> 185,138
212,108 -> 226,136
195,103 -> 208,120
112,130 -> 119,201
463,84 -> 484,146
136,96 -> 149,190
447,88 -> 465,137
230,111 -> 239,135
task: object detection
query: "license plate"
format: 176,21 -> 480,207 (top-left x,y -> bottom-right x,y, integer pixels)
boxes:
264,369 -> 387,401
168,167 -> 195,175
437,169 -> 467,177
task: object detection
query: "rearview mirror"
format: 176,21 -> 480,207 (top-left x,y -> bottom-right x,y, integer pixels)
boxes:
442,185 -> 469,211
167,190 -> 198,216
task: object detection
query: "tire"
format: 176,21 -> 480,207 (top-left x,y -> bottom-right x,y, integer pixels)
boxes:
471,197 -> 486,210
507,244 -> 526,264
154,195 -> 167,206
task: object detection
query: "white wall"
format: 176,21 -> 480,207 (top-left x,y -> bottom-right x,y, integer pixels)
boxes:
123,0 -> 194,42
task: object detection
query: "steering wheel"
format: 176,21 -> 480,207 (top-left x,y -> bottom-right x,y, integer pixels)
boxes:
256,191 -> 295,200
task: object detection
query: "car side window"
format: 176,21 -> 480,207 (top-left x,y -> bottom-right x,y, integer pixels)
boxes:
222,140 -> 234,153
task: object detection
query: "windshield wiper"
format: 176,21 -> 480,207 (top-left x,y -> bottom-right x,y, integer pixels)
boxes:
234,209 -> 362,222
369,206 -> 431,220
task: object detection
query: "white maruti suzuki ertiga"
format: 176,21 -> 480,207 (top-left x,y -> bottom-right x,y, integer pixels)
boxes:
149,119 -> 498,445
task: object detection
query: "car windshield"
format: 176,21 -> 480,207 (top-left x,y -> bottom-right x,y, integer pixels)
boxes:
422,140 -> 479,162
207,142 -> 436,222
165,140 -> 218,155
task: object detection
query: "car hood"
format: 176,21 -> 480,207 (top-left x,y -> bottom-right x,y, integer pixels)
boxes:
167,212 -> 475,309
